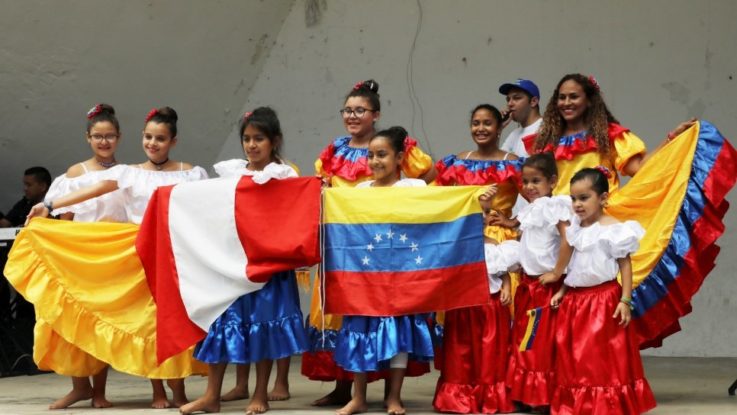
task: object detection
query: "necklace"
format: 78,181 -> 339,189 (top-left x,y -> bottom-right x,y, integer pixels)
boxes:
97,159 -> 117,168
149,158 -> 169,171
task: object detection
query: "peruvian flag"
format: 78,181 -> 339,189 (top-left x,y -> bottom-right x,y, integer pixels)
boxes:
136,176 -> 322,363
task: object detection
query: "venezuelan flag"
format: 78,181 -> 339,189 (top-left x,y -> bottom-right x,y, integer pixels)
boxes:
323,186 -> 490,317
519,307 -> 545,352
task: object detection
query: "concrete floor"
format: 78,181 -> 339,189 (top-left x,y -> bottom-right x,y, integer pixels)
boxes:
0,357 -> 736,414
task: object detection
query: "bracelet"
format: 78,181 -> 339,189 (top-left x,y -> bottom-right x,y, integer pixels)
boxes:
620,296 -> 634,310
43,200 -> 54,212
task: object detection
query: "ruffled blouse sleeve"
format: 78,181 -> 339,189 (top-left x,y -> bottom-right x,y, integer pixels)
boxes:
214,159 -> 249,178
601,220 -> 645,259
484,240 -> 521,275
517,195 -> 572,232
45,165 -> 128,216
401,137 -> 433,178
610,126 -> 647,173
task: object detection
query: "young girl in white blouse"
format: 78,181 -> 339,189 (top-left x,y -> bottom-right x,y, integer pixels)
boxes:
549,167 -> 656,415
506,153 -> 572,412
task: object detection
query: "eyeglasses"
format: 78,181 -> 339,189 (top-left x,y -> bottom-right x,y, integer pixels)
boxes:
89,134 -> 119,142
339,107 -> 375,118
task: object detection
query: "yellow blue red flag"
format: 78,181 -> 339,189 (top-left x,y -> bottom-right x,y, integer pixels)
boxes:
323,186 -> 491,316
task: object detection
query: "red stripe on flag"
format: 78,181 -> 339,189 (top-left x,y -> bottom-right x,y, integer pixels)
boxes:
324,262 -> 491,316
234,176 -> 323,283
137,185 -> 206,364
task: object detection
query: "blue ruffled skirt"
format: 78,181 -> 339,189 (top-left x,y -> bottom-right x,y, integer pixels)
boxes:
334,314 -> 434,373
194,270 -> 307,364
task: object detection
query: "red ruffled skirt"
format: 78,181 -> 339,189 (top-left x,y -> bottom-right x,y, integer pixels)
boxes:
552,281 -> 656,415
506,273 -> 562,406
433,293 -> 514,414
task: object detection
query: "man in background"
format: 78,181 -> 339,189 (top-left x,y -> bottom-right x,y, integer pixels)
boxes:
0,166 -> 52,227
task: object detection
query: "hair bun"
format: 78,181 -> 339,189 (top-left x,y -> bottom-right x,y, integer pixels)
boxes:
363,79 -> 379,93
98,103 -> 115,115
157,106 -> 178,122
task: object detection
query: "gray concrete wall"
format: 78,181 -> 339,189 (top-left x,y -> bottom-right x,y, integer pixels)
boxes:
1,0 -> 735,356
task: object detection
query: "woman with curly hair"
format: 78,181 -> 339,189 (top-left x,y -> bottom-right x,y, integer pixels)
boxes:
526,73 -> 693,195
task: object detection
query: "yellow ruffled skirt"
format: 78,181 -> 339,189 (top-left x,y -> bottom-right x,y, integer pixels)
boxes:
4,218 -> 207,378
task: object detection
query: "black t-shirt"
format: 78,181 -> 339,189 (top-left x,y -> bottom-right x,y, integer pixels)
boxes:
4,198 -> 33,227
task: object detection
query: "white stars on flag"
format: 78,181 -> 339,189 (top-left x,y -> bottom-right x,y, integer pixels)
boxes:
359,227 -> 424,269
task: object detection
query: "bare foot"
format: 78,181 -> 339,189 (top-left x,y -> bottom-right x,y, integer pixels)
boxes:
267,383 -> 290,401
312,389 -> 352,407
91,396 -> 113,409
222,386 -> 249,402
386,397 -> 405,415
49,388 -> 93,410
173,396 -> 190,408
180,396 -> 220,414
152,396 -> 172,409
336,398 -> 368,415
245,396 -> 269,415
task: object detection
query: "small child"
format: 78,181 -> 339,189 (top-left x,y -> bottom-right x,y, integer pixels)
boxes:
334,126 -> 434,415
550,167 -> 656,415
506,153 -> 573,412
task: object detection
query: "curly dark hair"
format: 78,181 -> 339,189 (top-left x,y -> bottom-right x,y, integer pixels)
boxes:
535,74 -> 618,154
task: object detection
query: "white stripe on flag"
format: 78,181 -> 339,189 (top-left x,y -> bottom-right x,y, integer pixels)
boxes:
169,177 -> 265,331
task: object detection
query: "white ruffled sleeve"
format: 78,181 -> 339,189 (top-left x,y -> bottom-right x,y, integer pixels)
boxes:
213,159 -> 249,178
44,165 -> 128,216
254,162 -> 298,184
601,220 -> 645,259
518,195 -> 573,232
484,240 -> 521,275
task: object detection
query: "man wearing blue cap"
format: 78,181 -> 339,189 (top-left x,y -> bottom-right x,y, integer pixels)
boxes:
498,78 -> 542,157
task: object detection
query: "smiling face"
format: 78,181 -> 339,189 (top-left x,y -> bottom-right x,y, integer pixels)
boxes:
470,108 -> 500,148
86,121 -> 120,160
142,121 -> 176,163
242,123 -> 275,171
570,178 -> 606,226
367,136 -> 402,186
557,79 -> 590,127
342,96 -> 379,139
521,166 -> 556,202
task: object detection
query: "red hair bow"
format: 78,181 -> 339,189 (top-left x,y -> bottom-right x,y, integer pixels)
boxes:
145,108 -> 158,122
86,104 -> 102,120
243,111 -> 253,120
588,75 -> 600,91
353,81 -> 364,90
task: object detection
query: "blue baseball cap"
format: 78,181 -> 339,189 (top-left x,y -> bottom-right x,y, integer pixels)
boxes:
499,79 -> 540,99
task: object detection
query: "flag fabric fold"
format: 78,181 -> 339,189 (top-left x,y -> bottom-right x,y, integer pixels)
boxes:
137,176 -> 322,363
323,186 -> 490,317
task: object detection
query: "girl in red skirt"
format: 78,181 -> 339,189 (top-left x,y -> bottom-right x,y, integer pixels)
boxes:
550,167 -> 656,415
507,152 -> 573,412
432,184 -> 516,414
